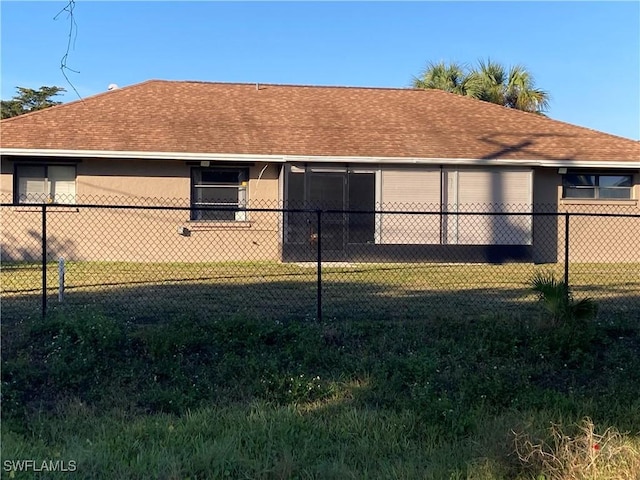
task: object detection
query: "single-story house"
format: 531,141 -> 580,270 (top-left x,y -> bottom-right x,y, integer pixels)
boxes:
1,80 -> 639,263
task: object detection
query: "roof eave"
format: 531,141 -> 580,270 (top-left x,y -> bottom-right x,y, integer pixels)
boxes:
0,148 -> 286,163
1,148 -> 638,169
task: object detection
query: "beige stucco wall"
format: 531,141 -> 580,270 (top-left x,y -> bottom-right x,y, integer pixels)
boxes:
77,159 -> 190,202
78,158 -> 280,206
2,158 -> 637,264
533,167 -> 639,263
1,157 -> 281,204
1,206 -> 282,263
1,157 -> 282,262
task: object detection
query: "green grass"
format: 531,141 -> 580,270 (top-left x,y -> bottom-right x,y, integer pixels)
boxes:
2,261 -> 639,322
2,309 -> 640,479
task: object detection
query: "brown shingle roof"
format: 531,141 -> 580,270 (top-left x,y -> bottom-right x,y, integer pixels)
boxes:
1,79 -> 639,162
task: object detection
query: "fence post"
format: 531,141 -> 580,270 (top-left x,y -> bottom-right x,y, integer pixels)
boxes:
42,204 -> 47,318
564,213 -> 570,293
316,209 -> 322,322
58,257 -> 65,303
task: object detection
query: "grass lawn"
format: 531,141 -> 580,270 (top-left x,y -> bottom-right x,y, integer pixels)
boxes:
1,261 -> 639,478
2,260 -> 639,322
2,303 -> 640,478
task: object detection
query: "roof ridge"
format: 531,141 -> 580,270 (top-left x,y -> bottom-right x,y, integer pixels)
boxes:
148,79 -> 432,92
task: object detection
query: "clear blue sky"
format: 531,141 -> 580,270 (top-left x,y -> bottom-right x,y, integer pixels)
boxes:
2,1 -> 639,140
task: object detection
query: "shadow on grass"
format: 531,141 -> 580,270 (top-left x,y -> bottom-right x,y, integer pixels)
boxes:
2,266 -> 639,324
2,276 -> 639,479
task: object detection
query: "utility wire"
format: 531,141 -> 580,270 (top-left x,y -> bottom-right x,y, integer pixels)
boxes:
54,0 -> 83,101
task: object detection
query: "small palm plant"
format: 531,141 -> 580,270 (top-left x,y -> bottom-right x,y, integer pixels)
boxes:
531,271 -> 597,326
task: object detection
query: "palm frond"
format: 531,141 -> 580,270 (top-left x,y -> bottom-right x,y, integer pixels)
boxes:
530,271 -> 597,324
414,61 -> 469,95
414,58 -> 550,113
571,298 -> 598,321
531,271 -> 563,298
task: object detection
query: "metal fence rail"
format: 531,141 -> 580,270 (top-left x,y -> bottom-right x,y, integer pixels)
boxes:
1,200 -> 638,322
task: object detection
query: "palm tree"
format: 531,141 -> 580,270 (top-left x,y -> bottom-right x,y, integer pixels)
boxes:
412,61 -> 470,95
467,59 -> 550,114
413,59 -> 550,114
530,271 -> 597,325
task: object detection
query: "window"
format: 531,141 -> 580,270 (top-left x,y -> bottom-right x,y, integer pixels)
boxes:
15,164 -> 76,204
191,168 -> 249,221
563,173 -> 633,200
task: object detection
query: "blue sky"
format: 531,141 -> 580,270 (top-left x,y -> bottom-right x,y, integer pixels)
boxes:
1,1 -> 639,140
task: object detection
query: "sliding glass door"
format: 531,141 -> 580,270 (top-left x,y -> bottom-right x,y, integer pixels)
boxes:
283,166 -> 376,261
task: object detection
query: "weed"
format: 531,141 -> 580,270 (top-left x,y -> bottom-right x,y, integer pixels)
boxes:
514,417 -> 640,480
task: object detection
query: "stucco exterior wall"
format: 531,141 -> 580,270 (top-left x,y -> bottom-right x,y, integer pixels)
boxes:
532,167 -> 639,263
77,159 -> 191,202
2,206 -> 282,263
2,158 -> 637,264
532,168 -> 561,263
559,190 -> 639,263
1,157 -> 282,262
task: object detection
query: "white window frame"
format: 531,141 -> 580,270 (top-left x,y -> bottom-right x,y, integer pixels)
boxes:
14,164 -> 77,204
190,167 -> 249,221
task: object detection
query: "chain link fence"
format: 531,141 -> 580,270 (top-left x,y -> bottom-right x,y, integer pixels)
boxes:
1,197 -> 638,323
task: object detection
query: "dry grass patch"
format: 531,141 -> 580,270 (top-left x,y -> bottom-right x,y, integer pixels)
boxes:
514,417 -> 640,480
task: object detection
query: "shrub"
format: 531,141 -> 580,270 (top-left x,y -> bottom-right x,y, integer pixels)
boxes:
530,272 -> 599,360
531,272 -> 597,326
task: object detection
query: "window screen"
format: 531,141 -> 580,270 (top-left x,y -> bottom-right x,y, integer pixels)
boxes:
191,168 -> 249,221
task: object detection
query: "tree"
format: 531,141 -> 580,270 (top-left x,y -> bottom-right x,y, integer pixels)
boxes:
412,61 -> 470,95
413,59 -> 550,114
1,86 -> 66,119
